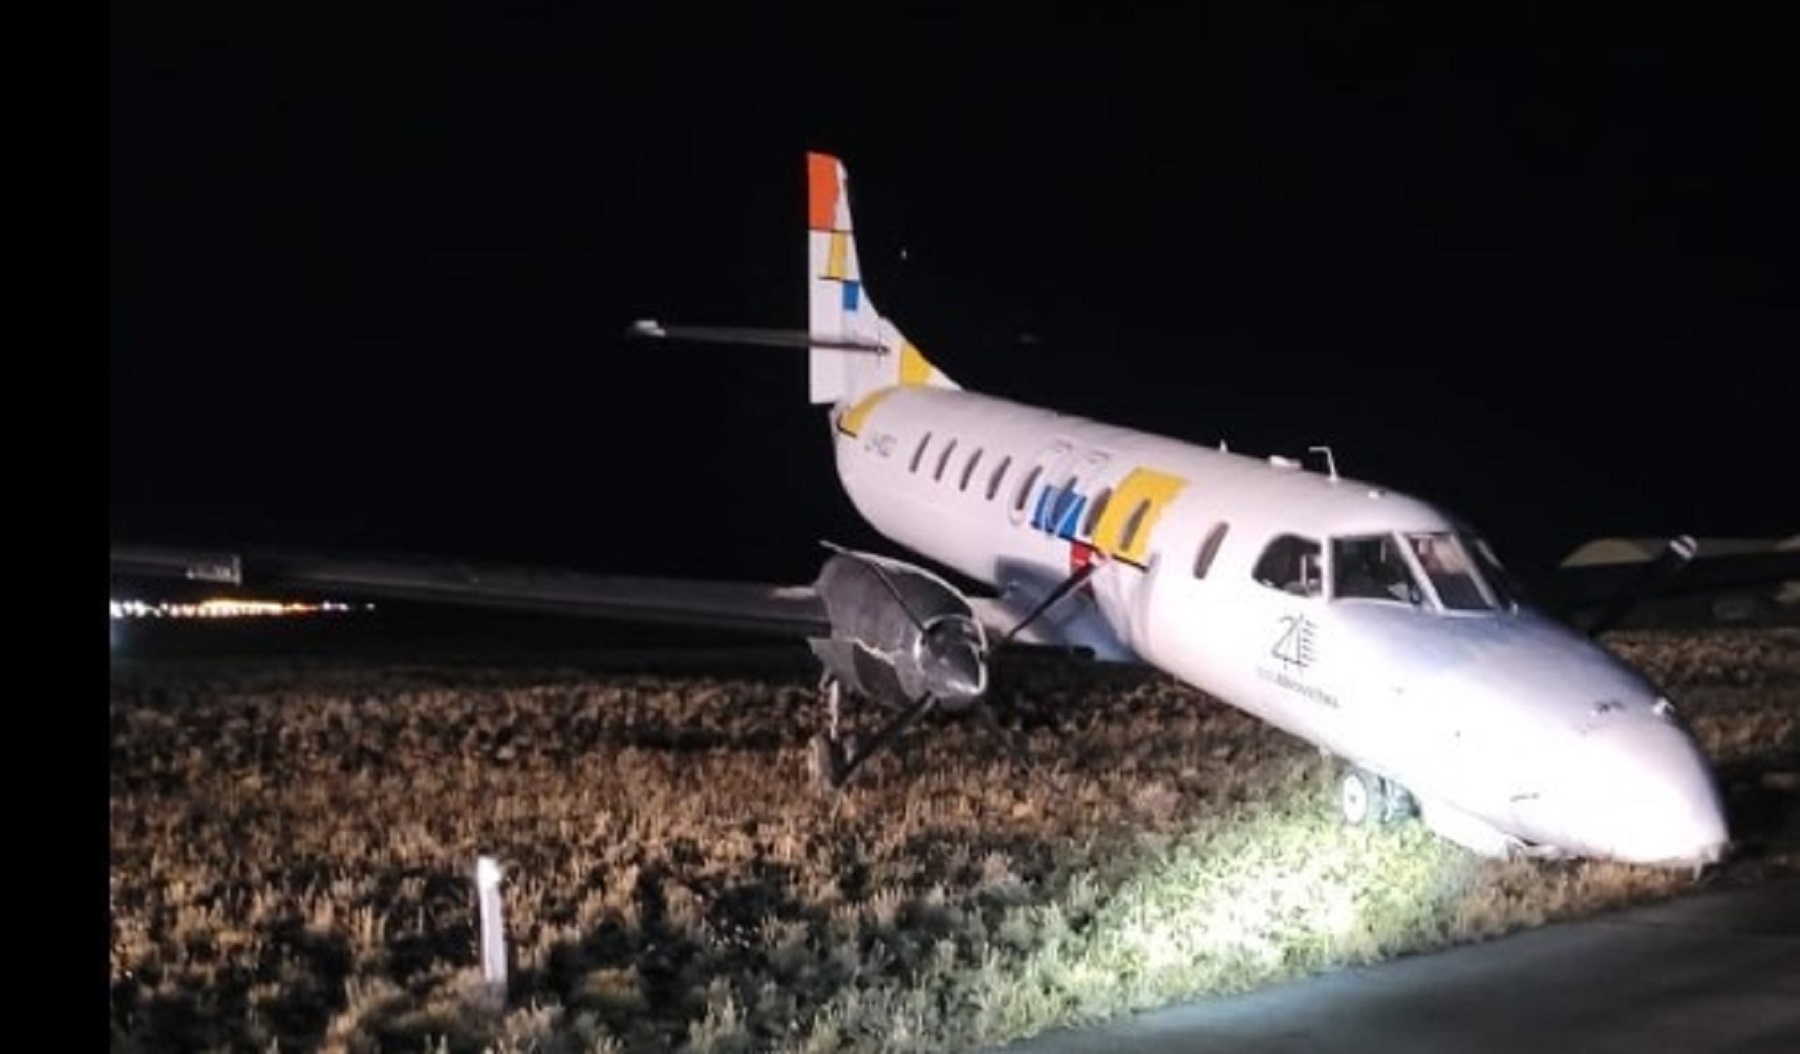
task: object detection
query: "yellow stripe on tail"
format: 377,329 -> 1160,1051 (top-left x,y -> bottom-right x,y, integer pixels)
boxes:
806,152 -> 959,405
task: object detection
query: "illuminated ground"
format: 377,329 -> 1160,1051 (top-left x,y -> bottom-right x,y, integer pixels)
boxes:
992,877 -> 1800,1053
109,617 -> 1798,1052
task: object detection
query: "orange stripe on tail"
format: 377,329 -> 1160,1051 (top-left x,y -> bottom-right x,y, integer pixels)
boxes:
808,153 -> 841,231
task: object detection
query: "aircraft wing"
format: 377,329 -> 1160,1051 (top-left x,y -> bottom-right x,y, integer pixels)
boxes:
107,542 -> 1103,655
1524,538 -> 1800,632
110,543 -> 834,638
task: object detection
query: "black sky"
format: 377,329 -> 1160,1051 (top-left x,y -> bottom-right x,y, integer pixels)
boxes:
111,7 -> 1798,584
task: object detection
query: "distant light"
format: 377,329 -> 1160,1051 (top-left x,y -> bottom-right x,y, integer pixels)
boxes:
108,597 -> 372,620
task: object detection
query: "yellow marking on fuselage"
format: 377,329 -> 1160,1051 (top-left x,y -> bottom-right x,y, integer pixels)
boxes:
899,341 -> 934,386
836,386 -> 896,437
1091,467 -> 1188,566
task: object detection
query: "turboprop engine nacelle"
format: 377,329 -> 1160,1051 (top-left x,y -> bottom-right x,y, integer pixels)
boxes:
807,546 -> 989,711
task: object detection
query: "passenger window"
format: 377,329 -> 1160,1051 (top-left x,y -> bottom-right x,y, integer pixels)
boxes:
1192,522 -> 1229,578
1048,476 -> 1081,530
934,438 -> 959,482
1082,487 -> 1113,538
1118,498 -> 1154,554
909,432 -> 933,474
986,455 -> 1013,501
1252,534 -> 1323,597
959,448 -> 984,492
1012,464 -> 1043,514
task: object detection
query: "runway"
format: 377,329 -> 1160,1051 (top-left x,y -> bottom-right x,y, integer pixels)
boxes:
992,876 -> 1800,1054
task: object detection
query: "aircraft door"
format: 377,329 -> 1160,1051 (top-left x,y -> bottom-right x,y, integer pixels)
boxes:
1136,517 -> 1231,668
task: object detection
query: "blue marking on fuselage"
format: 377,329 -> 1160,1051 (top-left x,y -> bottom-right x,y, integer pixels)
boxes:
1055,493 -> 1086,539
1032,483 -> 1090,540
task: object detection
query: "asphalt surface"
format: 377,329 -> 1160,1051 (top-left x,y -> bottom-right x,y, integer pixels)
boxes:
992,877 -> 1800,1054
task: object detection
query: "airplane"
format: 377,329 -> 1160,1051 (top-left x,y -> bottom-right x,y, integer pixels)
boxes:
113,152 -> 1800,869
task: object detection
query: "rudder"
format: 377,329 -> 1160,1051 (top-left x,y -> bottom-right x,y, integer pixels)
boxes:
807,152 -> 958,405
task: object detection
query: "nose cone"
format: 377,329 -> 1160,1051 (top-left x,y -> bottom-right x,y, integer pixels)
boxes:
1396,611 -> 1729,866
1569,717 -> 1729,866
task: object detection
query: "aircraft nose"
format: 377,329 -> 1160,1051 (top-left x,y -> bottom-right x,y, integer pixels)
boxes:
1573,716 -> 1728,866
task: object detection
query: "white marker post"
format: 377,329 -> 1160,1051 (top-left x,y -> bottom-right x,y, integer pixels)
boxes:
475,855 -> 507,1009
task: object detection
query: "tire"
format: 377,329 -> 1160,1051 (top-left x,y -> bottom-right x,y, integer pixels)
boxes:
1340,768 -> 1376,826
1378,781 -> 1417,824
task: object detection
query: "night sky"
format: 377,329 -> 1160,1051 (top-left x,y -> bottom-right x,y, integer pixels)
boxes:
111,9 -> 1798,588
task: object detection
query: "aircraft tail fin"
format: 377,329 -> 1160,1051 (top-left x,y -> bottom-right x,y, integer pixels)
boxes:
806,152 -> 959,405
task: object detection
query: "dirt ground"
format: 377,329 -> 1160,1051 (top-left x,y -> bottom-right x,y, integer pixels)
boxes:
109,626 -> 1799,1052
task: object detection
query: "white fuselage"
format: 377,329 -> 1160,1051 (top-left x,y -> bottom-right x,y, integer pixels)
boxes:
828,385 -> 1728,866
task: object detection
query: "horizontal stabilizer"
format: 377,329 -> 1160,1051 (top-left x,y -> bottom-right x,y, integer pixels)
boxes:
628,319 -> 884,354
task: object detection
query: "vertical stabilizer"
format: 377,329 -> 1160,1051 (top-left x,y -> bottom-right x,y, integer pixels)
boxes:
807,152 -> 959,405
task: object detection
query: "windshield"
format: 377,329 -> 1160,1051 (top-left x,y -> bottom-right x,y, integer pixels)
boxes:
1404,531 -> 1498,611
1466,535 -> 1520,609
1332,534 -> 1424,605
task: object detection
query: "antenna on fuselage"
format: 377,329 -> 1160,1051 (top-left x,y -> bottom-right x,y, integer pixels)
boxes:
1309,445 -> 1339,482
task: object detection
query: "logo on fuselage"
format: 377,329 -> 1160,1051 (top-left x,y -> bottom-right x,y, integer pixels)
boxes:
1271,613 -> 1317,670
1258,613 -> 1337,708
863,431 -> 897,458
1031,484 -> 1102,579
1025,467 -> 1188,572
1030,483 -> 1089,539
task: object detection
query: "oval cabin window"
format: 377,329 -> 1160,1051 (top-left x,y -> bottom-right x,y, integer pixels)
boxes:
1013,465 -> 1044,514
1193,522 -> 1229,579
960,448 -> 985,492
909,432 -> 933,474
1119,498 -> 1153,553
934,438 -> 959,482
986,455 -> 1013,501
1082,487 -> 1113,538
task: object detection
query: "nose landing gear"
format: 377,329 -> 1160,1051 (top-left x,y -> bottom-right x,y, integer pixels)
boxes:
1339,766 -> 1416,826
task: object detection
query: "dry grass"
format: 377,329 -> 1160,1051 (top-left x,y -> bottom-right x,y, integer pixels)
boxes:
109,628 -> 1799,1052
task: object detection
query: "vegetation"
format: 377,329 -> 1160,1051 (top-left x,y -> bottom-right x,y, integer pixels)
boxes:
109,628 -> 1798,1052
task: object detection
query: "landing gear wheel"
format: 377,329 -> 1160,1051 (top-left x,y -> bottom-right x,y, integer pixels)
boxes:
1378,781 -> 1416,824
1340,768 -> 1377,826
1338,767 -> 1415,826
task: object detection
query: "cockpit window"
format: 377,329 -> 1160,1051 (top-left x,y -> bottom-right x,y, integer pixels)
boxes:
1332,534 -> 1423,604
1468,536 -> 1521,609
1253,534 -> 1323,597
1405,531 -> 1495,611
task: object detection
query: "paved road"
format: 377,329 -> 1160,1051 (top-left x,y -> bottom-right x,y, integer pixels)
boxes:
992,877 -> 1800,1054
